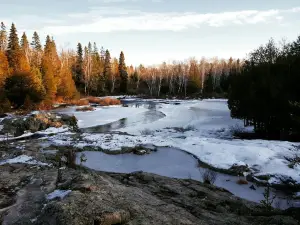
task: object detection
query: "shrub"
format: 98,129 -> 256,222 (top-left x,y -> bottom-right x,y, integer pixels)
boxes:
69,99 -> 89,106
236,178 -> 249,185
4,72 -> 46,108
260,185 -> 276,211
201,169 -> 217,185
0,97 -> 11,113
76,106 -> 95,112
87,96 -> 121,106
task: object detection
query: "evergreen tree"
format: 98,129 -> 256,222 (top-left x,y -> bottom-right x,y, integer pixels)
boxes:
30,31 -> 43,68
220,68 -> 229,93
0,22 -> 7,52
103,49 -> 112,91
75,42 -> 84,85
20,32 -> 30,64
203,66 -> 214,96
31,31 -> 42,51
7,23 -> 21,72
119,51 -> 128,93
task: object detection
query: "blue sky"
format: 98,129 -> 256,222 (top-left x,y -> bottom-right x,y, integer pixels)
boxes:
1,0 -> 300,66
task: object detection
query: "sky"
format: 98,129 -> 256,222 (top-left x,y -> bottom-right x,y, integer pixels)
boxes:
1,0 -> 300,66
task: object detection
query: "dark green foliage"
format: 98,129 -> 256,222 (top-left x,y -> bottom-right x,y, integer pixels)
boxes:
4,72 -> 46,108
260,186 -> 275,212
31,31 -> 42,51
203,66 -> 214,96
104,49 -> 111,89
119,51 -> 128,93
74,42 -> 84,86
228,37 -> 300,139
7,23 -> 20,71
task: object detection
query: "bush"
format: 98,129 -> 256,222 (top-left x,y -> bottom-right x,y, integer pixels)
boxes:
236,179 -> 249,185
260,185 -> 276,211
70,99 -> 89,106
76,106 -> 95,112
0,97 -> 11,113
87,96 -> 121,106
201,169 -> 217,185
4,72 -> 46,108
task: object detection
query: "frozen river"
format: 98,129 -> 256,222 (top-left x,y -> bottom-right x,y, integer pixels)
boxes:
49,97 -> 300,208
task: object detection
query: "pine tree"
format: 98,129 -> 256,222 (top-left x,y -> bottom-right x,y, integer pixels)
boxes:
203,66 -> 214,96
31,31 -> 42,51
7,23 -> 20,72
0,22 -> 7,52
119,51 -> 128,93
20,32 -> 30,64
103,49 -> 111,91
75,42 -> 84,85
30,31 -> 43,68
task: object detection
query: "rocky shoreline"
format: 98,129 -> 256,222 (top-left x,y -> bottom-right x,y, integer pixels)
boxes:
0,161 -> 300,225
1,112 -> 300,224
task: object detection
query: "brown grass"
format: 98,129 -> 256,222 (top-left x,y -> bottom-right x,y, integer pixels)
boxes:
236,179 -> 249,185
69,99 -> 89,106
76,106 -> 95,112
87,97 -> 121,106
49,121 -> 63,128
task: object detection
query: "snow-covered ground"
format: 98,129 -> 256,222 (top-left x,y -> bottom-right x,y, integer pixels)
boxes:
49,99 -> 300,185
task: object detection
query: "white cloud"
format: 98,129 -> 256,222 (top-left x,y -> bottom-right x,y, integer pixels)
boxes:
41,7 -> 300,35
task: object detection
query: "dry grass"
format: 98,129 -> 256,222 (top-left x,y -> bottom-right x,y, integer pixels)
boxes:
87,97 -> 121,106
236,179 -> 249,185
201,169 -> 217,185
69,99 -> 89,106
49,121 -> 63,128
76,106 -> 95,112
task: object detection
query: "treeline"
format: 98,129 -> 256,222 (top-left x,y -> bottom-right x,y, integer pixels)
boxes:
0,22 -> 241,113
228,36 -> 300,140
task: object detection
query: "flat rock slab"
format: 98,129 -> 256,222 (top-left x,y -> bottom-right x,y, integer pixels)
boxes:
0,164 -> 299,225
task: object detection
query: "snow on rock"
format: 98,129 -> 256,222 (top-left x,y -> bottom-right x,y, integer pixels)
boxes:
37,126 -> 69,135
47,190 -> 71,200
0,132 -> 34,142
0,155 -> 49,166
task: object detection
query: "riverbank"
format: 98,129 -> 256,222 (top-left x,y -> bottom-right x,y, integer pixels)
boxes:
0,158 -> 299,225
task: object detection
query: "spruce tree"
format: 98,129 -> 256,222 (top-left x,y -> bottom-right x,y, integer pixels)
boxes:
31,31 -> 42,51
7,23 -> 20,72
119,51 -> 128,93
203,66 -> 214,96
75,42 -> 84,85
103,49 -> 111,91
30,31 -> 43,68
20,32 -> 30,64
0,22 -> 7,52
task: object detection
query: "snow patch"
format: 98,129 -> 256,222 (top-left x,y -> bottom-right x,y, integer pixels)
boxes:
47,190 -> 71,200
0,155 -> 49,166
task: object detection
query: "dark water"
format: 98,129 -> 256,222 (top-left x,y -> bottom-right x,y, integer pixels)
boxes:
77,147 -> 299,209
